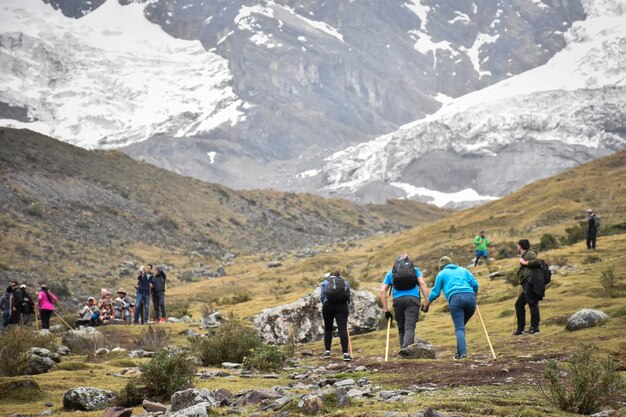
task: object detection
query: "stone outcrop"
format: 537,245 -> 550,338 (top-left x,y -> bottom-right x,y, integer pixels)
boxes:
22,347 -> 60,375
565,309 -> 609,331
253,288 -> 382,344
61,327 -> 105,354
398,339 -> 437,360
62,387 -> 116,411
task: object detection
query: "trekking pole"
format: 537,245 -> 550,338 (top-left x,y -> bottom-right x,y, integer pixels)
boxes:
476,305 -> 497,360
384,317 -> 391,362
53,310 -> 75,331
347,326 -> 353,357
35,304 -> 40,331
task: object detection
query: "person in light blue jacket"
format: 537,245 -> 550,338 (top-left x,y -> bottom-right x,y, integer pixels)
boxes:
422,256 -> 479,360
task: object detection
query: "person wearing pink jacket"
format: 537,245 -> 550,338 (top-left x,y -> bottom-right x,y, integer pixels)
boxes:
37,283 -> 58,330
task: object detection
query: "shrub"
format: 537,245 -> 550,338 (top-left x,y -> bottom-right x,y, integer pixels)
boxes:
539,233 -> 559,251
242,344 -> 287,371
189,320 -> 261,366
118,350 -> 196,406
582,255 -> 602,265
26,202 -> 44,217
561,221 -> 587,245
541,344 -> 624,414
600,266 -> 622,298
222,291 -> 251,305
496,242 -> 518,259
0,327 -> 56,376
133,325 -> 171,351
548,255 -> 568,268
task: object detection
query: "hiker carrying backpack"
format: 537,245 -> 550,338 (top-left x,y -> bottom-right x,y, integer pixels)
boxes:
529,259 -> 552,300
392,256 -> 418,290
320,271 -> 352,361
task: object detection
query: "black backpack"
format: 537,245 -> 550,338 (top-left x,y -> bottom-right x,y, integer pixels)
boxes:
392,258 -> 418,290
325,276 -> 349,303
530,259 -> 552,299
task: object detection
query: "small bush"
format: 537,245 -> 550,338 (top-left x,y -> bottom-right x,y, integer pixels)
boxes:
539,233 -> 559,251
222,291 -> 251,305
496,242 -> 518,259
190,320 -> 261,366
118,350 -> 196,406
133,325 -> 171,351
600,266 -> 622,298
561,221 -> 587,245
541,344 -> 624,414
582,255 -> 602,265
26,202 -> 44,217
56,361 -> 91,371
548,255 -> 569,268
243,344 -> 287,371
0,327 -> 56,376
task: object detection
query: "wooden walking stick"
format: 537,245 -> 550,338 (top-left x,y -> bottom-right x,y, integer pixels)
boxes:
35,303 -> 40,331
53,310 -> 75,331
384,317 -> 392,362
476,305 -> 497,360
347,327 -> 353,357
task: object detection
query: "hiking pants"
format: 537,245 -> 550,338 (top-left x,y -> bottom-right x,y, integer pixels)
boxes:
474,250 -> 488,266
449,293 -> 476,357
322,302 -> 349,353
393,296 -> 420,348
40,309 -> 53,330
134,292 -> 150,324
587,229 -> 597,249
152,291 -> 166,320
515,286 -> 540,330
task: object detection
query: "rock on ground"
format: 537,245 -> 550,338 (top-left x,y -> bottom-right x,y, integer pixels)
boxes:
62,387 -> 116,411
169,388 -> 218,413
23,347 -> 60,375
565,309 -> 609,331
398,339 -> 437,359
61,327 -> 105,354
101,406 -> 133,417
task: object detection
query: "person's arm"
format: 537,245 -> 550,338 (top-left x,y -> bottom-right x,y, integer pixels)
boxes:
473,236 -> 480,245
345,279 -> 351,304
417,276 -> 429,303
426,273 -> 443,305
380,282 -> 392,320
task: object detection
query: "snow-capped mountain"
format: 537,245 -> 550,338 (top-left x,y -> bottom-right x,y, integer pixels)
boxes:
305,0 -> 626,206
0,0 -> 623,205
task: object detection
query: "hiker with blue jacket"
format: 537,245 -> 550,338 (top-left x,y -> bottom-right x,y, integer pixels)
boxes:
133,265 -> 153,324
320,270 -> 352,361
380,254 -> 430,351
422,256 -> 479,360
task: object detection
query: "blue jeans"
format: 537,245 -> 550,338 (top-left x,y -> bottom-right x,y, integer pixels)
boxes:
449,293 -> 476,357
134,292 -> 150,324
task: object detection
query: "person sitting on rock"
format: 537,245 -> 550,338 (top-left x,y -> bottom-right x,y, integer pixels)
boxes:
113,288 -> 133,324
320,270 -> 352,361
76,297 -> 100,327
100,302 -> 114,325
98,288 -> 112,310
421,256 -> 479,360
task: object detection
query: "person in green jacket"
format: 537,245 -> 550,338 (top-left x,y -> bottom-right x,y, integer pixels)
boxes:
513,239 -> 541,335
473,231 -> 493,266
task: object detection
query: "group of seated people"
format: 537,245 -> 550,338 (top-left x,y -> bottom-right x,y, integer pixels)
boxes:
76,288 -> 134,327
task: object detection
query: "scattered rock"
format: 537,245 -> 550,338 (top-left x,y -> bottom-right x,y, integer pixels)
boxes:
335,388 -> 351,407
301,395 -> 323,415
354,365 -> 367,372
22,347 -> 60,375
201,311 -> 224,328
96,348 -> 110,356
589,410 -> 619,417
334,378 -> 356,388
169,402 -> 213,417
210,388 -> 233,406
49,324 -> 65,333
128,350 -> 155,359
423,407 -> 447,417
62,387 -> 116,411
101,406 -> 132,417
44,402 -> 53,407
268,261 -> 282,268
169,388 -> 218,413
222,362 -> 242,369
231,389 -> 283,407
399,339 -> 437,359
254,288 -> 382,344
566,309 -> 609,331
110,347 -> 127,354
142,399 -> 167,413
39,410 -> 52,416
488,271 -> 505,279
56,346 -> 70,356
62,328 -> 105,354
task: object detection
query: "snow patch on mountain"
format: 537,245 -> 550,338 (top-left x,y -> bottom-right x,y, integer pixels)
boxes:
0,0 -> 247,148
390,183 -> 498,208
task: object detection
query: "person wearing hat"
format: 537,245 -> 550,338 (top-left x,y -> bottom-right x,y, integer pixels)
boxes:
514,239 -> 541,335
422,256 -> 478,360
585,208 -> 600,250
380,254 -> 430,351
37,283 -> 58,330
1,282 -> 18,328
76,297 -> 100,327
473,230 -> 493,267
114,288 -> 133,324
17,284 -> 35,325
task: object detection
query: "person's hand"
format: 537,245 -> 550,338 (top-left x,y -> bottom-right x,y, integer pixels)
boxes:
385,311 -> 393,321
519,258 -> 528,266
420,304 -> 429,313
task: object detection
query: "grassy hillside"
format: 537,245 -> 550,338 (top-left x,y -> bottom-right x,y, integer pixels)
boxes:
0,127 -> 445,302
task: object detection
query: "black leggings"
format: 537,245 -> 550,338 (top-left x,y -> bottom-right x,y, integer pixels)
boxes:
40,309 -> 53,330
515,288 -> 540,330
322,302 -> 349,353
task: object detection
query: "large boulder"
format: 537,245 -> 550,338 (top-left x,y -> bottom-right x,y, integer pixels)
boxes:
566,309 -> 609,331
398,339 -> 437,360
253,288 -> 382,344
61,327 -> 105,354
62,387 -> 116,411
168,388 -> 218,413
22,347 -> 60,375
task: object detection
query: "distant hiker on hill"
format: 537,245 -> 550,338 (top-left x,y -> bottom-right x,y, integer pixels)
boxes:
513,239 -> 541,335
114,288 -> 133,324
586,208 -> 600,250
422,256 -> 478,360
380,254 -> 430,352
152,266 -> 167,323
134,265 -> 153,324
320,270 -> 352,361
77,297 -> 100,327
1,282 -> 17,328
37,283 -> 58,330
473,230 -> 493,266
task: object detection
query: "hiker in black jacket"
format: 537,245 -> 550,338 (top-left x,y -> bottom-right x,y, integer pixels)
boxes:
152,266 -> 167,323
513,239 -> 541,335
320,270 -> 352,361
586,208 -> 599,249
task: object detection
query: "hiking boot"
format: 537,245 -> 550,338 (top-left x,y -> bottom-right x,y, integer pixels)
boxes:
159,317 -> 167,323
321,351 -> 331,359
454,354 -> 467,361
512,329 -> 525,336
528,327 -> 540,334
343,353 -> 352,362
